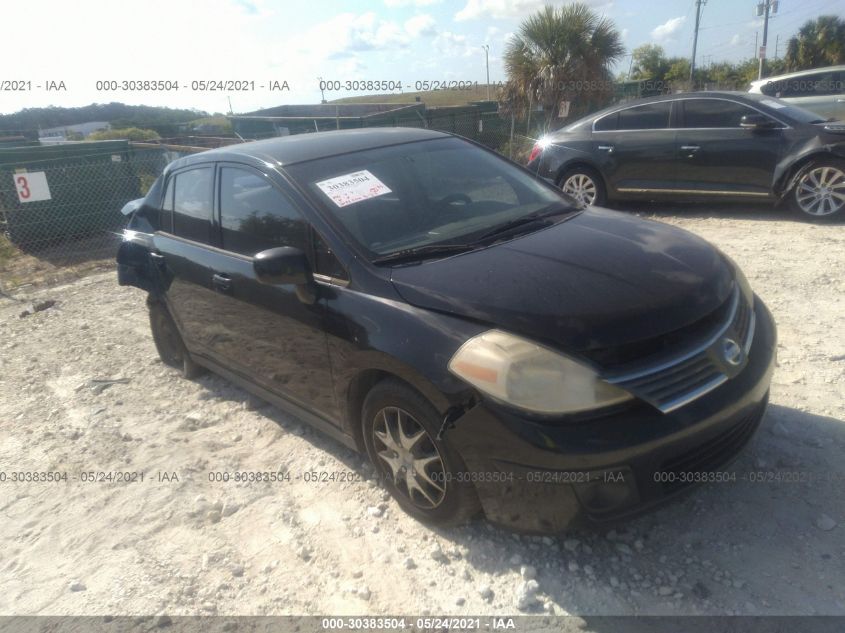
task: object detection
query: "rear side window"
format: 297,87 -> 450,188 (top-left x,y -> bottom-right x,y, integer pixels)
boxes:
763,72 -> 843,97
682,99 -> 762,128
159,177 -> 174,232
594,112 -> 619,131
616,102 -> 671,130
172,167 -> 213,243
219,167 -> 307,256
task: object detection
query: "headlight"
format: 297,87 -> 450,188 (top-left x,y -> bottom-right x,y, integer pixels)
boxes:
448,330 -> 633,415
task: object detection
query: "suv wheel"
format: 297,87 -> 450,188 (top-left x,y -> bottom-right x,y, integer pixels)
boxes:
362,380 -> 480,527
148,298 -> 204,379
791,160 -> 845,220
559,166 -> 606,207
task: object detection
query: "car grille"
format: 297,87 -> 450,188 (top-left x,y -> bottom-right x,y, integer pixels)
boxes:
658,402 -> 765,494
605,286 -> 756,413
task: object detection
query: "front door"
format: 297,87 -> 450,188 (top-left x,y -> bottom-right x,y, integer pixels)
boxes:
205,164 -> 339,421
674,98 -> 783,198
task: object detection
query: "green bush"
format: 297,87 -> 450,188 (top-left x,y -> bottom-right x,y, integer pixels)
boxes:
88,127 -> 160,142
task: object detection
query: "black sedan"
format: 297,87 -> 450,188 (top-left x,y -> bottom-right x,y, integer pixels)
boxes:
118,128 -> 775,532
527,91 -> 845,220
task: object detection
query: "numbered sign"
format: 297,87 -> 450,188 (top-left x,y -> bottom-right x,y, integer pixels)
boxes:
14,171 -> 52,203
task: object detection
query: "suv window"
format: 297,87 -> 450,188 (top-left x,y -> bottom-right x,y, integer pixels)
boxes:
682,99 -> 764,128
615,101 -> 671,130
173,167 -> 213,243
219,167 -> 307,256
763,71 -> 843,97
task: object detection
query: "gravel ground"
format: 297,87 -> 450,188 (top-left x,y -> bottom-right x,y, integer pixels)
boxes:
1,205 -> 843,617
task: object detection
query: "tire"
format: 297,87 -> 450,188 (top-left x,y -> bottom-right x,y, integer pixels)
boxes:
362,379 -> 481,527
790,159 -> 845,221
147,297 -> 205,379
559,166 -> 607,207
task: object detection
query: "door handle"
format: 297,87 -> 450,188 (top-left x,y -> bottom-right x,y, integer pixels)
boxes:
836,98 -> 845,103
597,144 -> 614,153
212,273 -> 233,293
680,145 -> 700,151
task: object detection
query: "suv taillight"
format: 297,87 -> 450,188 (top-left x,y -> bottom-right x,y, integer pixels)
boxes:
528,144 -> 542,164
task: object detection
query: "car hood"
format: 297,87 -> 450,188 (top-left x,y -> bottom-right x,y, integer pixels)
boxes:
389,208 -> 735,354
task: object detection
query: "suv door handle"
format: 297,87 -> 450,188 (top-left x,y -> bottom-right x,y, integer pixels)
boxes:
212,273 -> 233,293
680,145 -> 700,151
597,144 -> 614,153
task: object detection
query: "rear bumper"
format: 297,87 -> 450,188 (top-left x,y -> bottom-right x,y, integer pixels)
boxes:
448,298 -> 777,533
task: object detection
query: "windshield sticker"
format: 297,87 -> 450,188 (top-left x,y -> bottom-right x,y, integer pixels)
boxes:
760,99 -> 787,109
315,170 -> 392,208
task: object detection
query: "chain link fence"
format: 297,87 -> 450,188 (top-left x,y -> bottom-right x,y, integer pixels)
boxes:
0,142 -> 202,294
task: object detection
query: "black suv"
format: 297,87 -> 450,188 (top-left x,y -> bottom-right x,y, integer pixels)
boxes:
118,128 -> 776,532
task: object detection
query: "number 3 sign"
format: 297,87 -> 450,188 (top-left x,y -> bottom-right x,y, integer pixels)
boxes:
14,171 -> 52,203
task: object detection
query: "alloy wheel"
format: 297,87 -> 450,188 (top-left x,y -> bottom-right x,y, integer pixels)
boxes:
795,166 -> 845,217
372,406 -> 446,509
562,173 -> 598,206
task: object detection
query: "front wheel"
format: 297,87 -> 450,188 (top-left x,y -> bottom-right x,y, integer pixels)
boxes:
790,160 -> 845,221
362,380 -> 480,527
559,166 -> 606,207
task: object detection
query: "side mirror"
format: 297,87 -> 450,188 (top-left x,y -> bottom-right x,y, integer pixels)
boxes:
254,246 -> 311,285
740,113 -> 778,129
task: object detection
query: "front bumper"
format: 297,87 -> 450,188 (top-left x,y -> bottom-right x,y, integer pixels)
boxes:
448,297 -> 777,533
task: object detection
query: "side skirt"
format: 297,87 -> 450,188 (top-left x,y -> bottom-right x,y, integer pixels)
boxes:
192,354 -> 359,452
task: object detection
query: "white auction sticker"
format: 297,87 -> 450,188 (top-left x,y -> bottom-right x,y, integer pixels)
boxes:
315,170 -> 392,208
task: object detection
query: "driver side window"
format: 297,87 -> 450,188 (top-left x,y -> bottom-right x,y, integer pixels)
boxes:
219,167 -> 307,257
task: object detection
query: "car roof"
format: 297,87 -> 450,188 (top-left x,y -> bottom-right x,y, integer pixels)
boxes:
561,91 -> 753,128
749,64 -> 845,87
167,127 -> 451,172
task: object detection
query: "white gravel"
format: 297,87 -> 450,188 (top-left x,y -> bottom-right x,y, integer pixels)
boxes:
0,206 -> 843,616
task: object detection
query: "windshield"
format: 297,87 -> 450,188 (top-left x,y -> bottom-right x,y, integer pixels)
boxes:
286,137 -> 573,257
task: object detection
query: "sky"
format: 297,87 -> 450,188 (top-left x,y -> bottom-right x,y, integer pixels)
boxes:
0,0 -> 842,116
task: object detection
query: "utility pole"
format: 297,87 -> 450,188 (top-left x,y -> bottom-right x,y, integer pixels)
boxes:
482,45 -> 491,100
757,0 -> 779,80
690,0 -> 706,89
317,76 -> 326,104
774,33 -> 780,58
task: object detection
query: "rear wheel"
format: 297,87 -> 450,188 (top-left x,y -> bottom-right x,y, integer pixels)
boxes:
147,298 -> 204,378
791,160 -> 845,221
362,380 -> 480,527
559,166 -> 606,207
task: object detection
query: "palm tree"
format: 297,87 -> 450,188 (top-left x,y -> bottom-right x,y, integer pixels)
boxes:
784,15 -> 845,71
501,3 -> 624,130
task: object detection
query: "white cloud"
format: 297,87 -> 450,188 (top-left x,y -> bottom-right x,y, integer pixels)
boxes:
455,0 -> 612,21
651,16 -> 686,41
405,14 -> 437,37
434,31 -> 475,57
287,12 -> 411,60
385,0 -> 441,6
729,33 -> 743,46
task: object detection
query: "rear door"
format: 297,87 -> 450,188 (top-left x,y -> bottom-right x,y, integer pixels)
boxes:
675,98 -> 784,197
153,164 -> 223,354
592,100 -> 677,196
